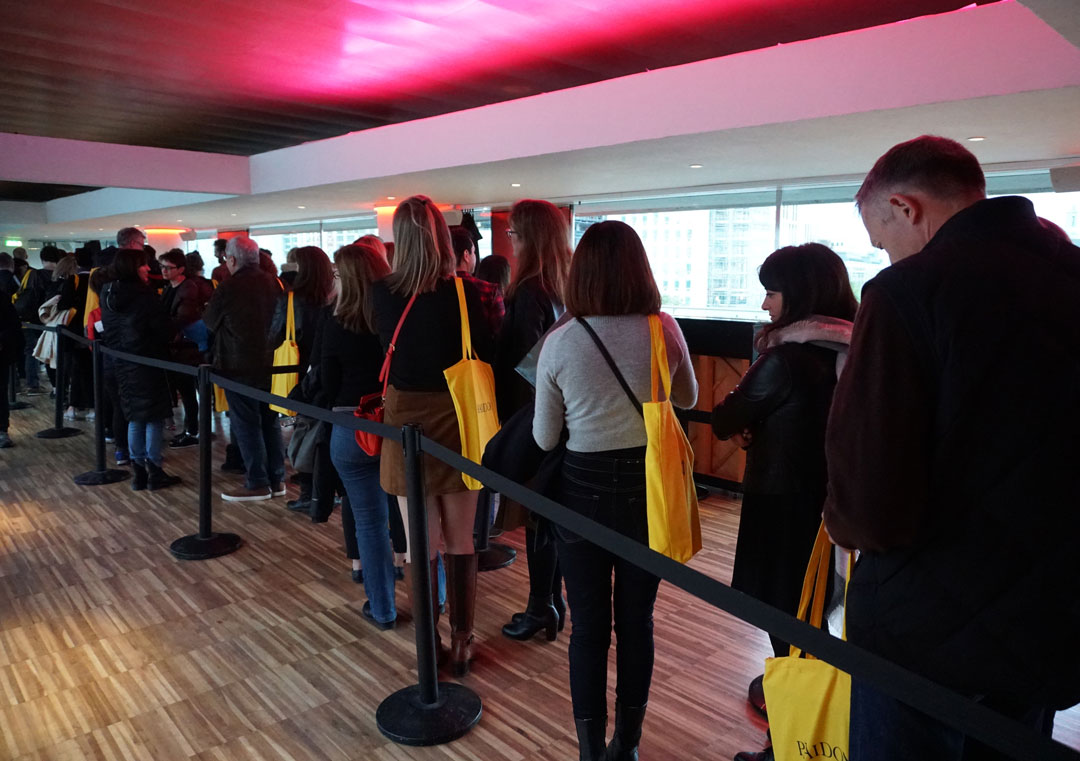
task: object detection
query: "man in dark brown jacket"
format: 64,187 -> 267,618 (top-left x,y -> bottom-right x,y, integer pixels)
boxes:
824,136 -> 1080,759
203,235 -> 285,502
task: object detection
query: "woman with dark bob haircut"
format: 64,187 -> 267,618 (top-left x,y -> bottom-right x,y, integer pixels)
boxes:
712,242 -> 857,753
533,220 -> 698,760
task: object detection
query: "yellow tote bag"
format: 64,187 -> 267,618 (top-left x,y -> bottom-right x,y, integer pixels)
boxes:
444,277 -> 500,490
214,384 -> 229,413
762,522 -> 851,761
269,292 -> 299,416
643,314 -> 702,563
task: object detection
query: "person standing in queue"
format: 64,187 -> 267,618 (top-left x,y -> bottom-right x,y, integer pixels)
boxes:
711,244 -> 857,761
99,248 -> 182,491
323,242 -> 398,629
533,220 -> 697,761
495,199 -> 572,643
371,195 -> 495,676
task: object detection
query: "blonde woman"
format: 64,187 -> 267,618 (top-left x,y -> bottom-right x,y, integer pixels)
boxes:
371,195 -> 496,675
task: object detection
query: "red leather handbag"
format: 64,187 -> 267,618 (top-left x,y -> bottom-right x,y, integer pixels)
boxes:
355,293 -> 416,456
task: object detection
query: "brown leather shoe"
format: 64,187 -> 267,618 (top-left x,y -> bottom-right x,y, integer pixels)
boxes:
221,486 -> 272,502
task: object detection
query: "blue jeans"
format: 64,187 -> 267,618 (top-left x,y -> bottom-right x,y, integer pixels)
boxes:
225,390 -> 284,490
850,677 -> 1055,760
557,447 -> 660,719
330,424 -> 396,623
128,419 -> 164,466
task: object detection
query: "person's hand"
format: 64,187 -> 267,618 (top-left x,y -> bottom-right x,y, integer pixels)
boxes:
730,428 -> 753,449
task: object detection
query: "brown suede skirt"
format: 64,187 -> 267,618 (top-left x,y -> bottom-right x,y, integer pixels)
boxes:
380,386 -> 469,497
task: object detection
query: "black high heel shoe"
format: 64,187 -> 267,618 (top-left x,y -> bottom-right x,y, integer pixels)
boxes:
511,591 -> 566,631
502,595 -> 559,641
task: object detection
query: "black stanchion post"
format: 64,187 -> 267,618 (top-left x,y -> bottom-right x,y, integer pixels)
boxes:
170,365 -> 242,560
475,487 -> 516,572
8,363 -> 31,411
73,342 -> 128,485
376,423 -> 482,746
36,327 -> 82,439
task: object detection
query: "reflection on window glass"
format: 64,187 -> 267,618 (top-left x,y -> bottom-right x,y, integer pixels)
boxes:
574,207 -> 776,321
778,201 -> 889,297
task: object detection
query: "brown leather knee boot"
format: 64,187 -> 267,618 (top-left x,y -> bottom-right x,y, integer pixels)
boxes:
446,552 -> 477,677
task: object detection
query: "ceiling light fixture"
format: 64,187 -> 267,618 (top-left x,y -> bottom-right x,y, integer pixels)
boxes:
689,164 -> 703,169
231,213 -> 237,216
387,196 -> 396,200
297,205 -> 306,209
511,183 -> 521,187
967,136 -> 986,142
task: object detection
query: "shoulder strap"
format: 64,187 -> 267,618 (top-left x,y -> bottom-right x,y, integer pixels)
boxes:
576,317 -> 643,418
378,292 -> 419,395
285,292 -> 296,342
454,276 -> 473,360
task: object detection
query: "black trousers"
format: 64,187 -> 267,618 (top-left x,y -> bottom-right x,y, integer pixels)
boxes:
168,371 -> 199,435
556,446 -> 660,720
0,360 -> 9,431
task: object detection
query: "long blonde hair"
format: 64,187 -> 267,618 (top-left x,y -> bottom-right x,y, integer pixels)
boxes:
385,196 -> 454,296
334,243 -> 390,333
507,199 -> 571,302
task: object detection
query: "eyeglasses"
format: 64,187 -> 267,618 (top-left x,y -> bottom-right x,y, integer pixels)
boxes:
160,264 -> 178,271
505,229 -> 520,239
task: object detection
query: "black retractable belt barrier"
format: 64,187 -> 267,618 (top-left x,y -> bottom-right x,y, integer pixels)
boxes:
73,340 -> 129,486
376,423 -> 482,746
36,326 -> 82,439
474,487 -> 516,572
8,363 -> 31,410
418,434 -> 1080,761
170,364 -> 242,560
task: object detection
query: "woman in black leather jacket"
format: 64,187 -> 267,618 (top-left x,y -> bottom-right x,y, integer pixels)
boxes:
711,243 -> 856,724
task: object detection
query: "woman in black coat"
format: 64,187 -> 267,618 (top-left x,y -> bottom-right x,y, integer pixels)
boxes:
100,249 -> 181,492
495,199 -> 572,641
711,243 -> 856,728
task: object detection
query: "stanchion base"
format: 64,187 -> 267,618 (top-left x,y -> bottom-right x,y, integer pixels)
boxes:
376,682 -> 482,746
36,427 -> 83,439
169,532 -> 243,560
477,542 -> 516,572
9,401 -> 31,410
73,469 -> 130,486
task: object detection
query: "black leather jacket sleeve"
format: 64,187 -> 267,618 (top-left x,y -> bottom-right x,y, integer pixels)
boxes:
711,350 -> 792,440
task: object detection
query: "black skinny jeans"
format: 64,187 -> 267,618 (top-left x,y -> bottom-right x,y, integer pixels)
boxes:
556,446 -> 660,720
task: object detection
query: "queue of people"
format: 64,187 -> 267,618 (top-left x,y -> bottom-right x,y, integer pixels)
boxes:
2,134 -> 1076,761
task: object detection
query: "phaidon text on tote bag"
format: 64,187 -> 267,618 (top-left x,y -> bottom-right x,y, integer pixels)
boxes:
762,521 -> 852,761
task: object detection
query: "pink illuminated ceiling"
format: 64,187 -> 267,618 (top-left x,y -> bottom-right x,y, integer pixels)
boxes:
0,0 -> 990,156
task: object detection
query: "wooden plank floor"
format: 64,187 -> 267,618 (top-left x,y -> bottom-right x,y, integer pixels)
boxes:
1,398 -> 1077,761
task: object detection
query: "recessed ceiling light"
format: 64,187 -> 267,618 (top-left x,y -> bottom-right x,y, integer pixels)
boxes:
967,136 -> 986,142
297,205 -> 306,209
231,213 -> 237,216
176,219 -> 183,222
387,196 -> 396,200
511,183 -> 521,188
689,164 -> 703,169
98,228 -> 103,231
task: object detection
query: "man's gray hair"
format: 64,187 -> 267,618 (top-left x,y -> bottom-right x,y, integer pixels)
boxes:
226,236 -> 260,268
116,227 -> 146,249
855,135 -> 986,210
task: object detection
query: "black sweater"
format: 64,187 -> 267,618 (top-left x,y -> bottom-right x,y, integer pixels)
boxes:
372,276 -> 495,392
319,315 -> 384,408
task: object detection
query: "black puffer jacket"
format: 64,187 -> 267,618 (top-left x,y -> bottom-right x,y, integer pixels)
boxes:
202,264 -> 282,390
711,317 -> 851,495
100,278 -> 173,423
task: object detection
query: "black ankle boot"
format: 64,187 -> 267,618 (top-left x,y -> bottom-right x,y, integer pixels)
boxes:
606,701 -> 646,761
131,462 -> 148,491
501,595 -> 559,641
574,716 -> 607,761
287,474 -> 313,513
147,463 -> 181,491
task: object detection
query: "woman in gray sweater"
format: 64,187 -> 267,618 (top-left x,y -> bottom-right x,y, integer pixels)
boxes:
533,220 -> 698,761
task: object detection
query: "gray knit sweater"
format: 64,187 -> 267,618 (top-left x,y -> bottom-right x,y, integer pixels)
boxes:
533,313 -> 698,453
